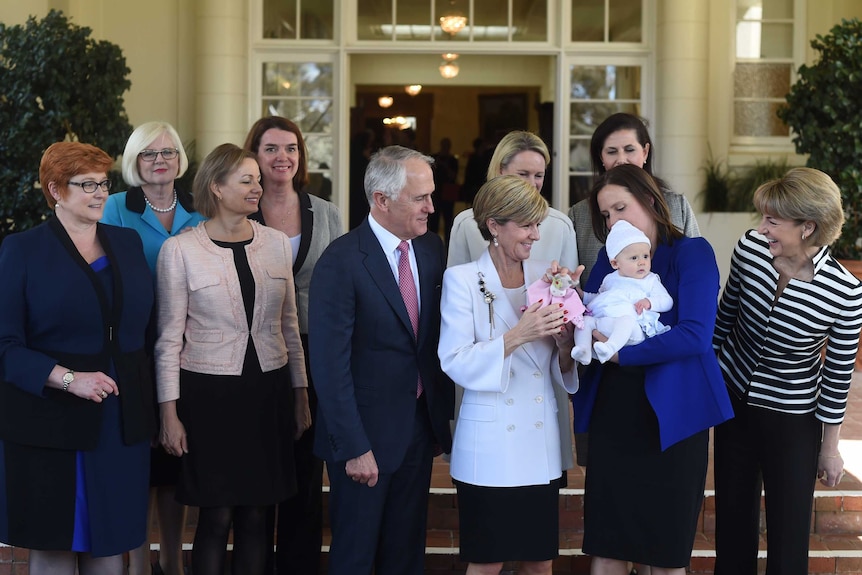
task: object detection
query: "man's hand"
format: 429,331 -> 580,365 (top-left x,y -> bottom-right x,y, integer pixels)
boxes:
346,450 -> 379,487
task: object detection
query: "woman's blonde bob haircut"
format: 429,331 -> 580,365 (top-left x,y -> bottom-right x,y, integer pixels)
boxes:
486,131 -> 550,181
473,175 -> 549,242
753,167 -> 844,247
121,121 -> 189,187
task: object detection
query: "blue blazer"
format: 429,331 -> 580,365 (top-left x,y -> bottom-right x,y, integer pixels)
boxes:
308,219 -> 453,472
573,236 -> 733,450
0,218 -> 155,449
101,187 -> 205,274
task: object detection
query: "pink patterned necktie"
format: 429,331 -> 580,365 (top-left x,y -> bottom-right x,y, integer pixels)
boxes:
397,241 -> 423,397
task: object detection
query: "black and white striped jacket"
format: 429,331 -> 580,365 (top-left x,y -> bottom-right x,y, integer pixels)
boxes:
713,230 -> 862,423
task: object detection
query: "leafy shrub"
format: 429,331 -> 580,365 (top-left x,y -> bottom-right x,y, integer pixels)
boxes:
778,18 -> 862,259
0,10 -> 132,239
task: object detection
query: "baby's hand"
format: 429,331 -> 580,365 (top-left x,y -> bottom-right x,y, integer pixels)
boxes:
634,298 -> 651,314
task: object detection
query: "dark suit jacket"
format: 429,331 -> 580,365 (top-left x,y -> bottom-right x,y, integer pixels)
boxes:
0,218 -> 156,449
0,218 -> 155,551
309,218 -> 453,473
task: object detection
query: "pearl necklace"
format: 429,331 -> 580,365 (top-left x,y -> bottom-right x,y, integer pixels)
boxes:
145,189 -> 178,213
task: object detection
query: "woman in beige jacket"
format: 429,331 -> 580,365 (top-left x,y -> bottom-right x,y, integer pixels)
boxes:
155,143 -> 308,575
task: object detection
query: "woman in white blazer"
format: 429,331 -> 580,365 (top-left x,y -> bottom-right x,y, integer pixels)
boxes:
439,176 -> 578,575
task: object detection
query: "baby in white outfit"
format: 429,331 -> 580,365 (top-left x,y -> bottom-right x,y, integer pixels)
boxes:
571,220 -> 673,364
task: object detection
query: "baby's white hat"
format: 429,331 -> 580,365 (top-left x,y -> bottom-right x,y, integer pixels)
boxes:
605,220 -> 651,260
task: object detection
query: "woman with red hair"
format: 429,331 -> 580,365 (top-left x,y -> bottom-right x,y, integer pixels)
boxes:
0,142 -> 155,574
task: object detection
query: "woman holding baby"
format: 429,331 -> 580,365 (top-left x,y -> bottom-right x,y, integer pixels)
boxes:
574,164 -> 733,575
438,175 -> 578,575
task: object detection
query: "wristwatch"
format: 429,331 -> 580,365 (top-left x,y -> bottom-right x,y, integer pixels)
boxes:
62,370 -> 75,392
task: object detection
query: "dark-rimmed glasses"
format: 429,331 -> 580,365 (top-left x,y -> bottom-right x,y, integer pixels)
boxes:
138,148 -> 179,162
68,180 -> 113,194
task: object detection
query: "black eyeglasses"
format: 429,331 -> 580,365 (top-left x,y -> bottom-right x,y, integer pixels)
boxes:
68,180 -> 112,194
139,148 -> 179,162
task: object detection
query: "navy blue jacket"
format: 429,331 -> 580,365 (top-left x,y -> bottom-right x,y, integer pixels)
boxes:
308,219 -> 453,472
574,236 -> 733,450
0,218 -> 155,449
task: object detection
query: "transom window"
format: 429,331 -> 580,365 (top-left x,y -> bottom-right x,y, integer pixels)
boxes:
571,0 -> 643,43
356,0 -> 548,41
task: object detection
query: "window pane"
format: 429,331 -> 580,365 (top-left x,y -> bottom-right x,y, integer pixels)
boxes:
305,135 -> 334,172
738,0 -> 793,20
568,174 -> 594,206
262,63 -> 332,98
760,23 -> 793,58
762,0 -> 793,19
358,0 -> 390,40
609,0 -> 641,42
570,66 -> 641,100
262,99 -> 300,120
301,0 -> 334,39
263,0 -> 297,39
306,171 -> 334,201
736,21 -> 792,58
734,101 -> 790,137
263,99 -> 333,134
569,138 -> 592,171
572,0 -> 604,42
397,0 -> 432,40
734,63 -> 790,98
298,64 -> 333,96
513,0 -> 547,41
571,102 -> 641,135
263,63 -> 300,96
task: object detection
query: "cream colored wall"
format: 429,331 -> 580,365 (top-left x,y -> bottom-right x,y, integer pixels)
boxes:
0,0 -> 197,150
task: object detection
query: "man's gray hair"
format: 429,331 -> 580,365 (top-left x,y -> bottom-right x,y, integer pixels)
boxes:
364,145 -> 434,206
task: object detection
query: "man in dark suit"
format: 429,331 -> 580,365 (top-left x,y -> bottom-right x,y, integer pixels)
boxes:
309,146 -> 453,574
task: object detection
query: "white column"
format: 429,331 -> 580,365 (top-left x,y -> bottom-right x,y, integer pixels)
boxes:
655,0 -> 710,202
196,0 -> 249,156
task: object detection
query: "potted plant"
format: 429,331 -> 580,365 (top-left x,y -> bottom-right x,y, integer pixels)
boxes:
778,18 -> 862,261
0,10 -> 132,241
699,150 -> 789,213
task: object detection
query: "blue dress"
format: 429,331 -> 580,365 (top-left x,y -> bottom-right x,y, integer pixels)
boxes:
0,219 -> 155,557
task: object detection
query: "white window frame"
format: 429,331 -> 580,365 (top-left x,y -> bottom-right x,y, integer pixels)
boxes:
560,54 -> 653,207
248,50 -> 346,214
730,0 -> 806,151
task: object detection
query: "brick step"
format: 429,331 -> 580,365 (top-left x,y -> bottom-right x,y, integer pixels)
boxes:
421,487 -> 862,538
4,490 -> 862,574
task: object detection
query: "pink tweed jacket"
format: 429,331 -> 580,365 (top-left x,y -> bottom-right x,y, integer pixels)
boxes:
155,220 -> 307,403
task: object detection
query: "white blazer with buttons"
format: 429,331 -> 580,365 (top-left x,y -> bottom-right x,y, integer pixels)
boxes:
438,250 -> 578,487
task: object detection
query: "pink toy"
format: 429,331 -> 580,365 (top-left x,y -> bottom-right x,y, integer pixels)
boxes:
526,274 -> 586,329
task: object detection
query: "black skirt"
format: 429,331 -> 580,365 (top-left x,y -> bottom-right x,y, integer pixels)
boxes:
455,478 -> 561,564
583,363 -> 707,568
175,361 -> 296,507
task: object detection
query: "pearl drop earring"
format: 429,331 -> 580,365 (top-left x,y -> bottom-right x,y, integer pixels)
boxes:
492,236 -> 499,247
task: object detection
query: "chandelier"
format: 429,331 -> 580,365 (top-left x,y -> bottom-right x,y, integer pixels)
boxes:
405,84 -> 422,96
378,95 -> 394,108
439,53 -> 460,79
439,1 -> 467,36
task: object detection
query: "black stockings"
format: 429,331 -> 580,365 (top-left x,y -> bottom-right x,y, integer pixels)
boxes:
192,505 -> 268,575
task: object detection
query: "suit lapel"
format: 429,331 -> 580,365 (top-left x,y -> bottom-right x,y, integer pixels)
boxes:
413,233 -> 440,349
476,251 -> 545,369
475,251 -> 520,334
293,191 -> 313,275
357,221 -> 416,339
